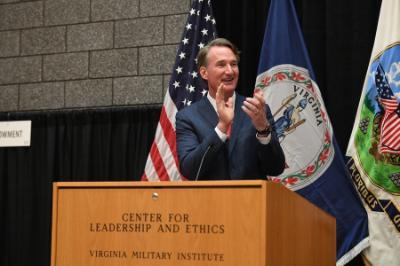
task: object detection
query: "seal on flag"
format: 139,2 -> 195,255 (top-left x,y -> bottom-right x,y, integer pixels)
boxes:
256,64 -> 334,190
354,44 -> 400,194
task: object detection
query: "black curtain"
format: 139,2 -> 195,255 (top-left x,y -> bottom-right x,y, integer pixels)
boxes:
0,1 -> 384,265
0,106 -> 160,266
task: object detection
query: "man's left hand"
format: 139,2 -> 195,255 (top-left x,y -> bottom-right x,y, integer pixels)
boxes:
242,88 -> 269,131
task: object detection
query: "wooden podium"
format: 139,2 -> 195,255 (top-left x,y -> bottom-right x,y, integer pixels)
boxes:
51,180 -> 335,266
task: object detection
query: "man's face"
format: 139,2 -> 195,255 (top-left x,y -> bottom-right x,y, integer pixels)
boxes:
199,46 -> 239,97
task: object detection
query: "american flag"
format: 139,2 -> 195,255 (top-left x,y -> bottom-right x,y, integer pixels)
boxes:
142,0 -> 217,181
375,64 -> 400,154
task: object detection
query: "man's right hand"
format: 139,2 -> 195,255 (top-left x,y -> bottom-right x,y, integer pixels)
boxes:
216,83 -> 234,134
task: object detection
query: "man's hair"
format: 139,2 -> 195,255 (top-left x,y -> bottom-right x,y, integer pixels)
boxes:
196,38 -> 240,69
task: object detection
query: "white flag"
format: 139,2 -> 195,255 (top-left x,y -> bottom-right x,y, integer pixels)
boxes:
346,0 -> 400,264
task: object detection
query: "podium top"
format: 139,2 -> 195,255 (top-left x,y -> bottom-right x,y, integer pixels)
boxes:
53,180 -> 267,189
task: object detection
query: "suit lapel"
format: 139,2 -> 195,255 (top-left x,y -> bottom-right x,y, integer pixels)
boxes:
228,95 -> 246,156
197,97 -> 219,128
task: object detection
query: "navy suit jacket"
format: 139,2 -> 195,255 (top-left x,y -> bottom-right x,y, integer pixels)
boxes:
175,94 -> 285,180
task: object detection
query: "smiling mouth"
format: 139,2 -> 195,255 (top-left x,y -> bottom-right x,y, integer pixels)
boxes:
222,77 -> 235,84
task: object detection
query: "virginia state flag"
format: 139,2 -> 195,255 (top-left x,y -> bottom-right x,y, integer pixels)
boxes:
257,0 -> 369,264
346,0 -> 400,264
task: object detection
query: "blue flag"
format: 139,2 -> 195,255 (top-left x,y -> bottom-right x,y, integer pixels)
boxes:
257,0 -> 369,264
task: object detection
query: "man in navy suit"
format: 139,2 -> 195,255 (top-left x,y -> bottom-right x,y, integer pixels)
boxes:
176,38 -> 285,180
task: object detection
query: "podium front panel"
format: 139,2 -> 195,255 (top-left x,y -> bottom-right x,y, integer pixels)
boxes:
51,181 -> 267,266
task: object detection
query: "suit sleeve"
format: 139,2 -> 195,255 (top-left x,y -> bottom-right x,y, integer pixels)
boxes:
256,105 -> 286,176
175,110 -> 224,180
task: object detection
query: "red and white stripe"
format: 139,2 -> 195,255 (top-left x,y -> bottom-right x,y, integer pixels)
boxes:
142,91 -> 183,181
379,98 -> 400,154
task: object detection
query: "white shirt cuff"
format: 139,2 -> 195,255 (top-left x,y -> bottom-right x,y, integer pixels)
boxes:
215,127 -> 228,142
256,133 -> 271,145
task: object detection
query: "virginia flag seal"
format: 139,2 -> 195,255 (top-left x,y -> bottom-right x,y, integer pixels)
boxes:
256,64 -> 334,191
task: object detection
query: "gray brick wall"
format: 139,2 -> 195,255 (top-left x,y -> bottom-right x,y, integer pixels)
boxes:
0,0 -> 190,112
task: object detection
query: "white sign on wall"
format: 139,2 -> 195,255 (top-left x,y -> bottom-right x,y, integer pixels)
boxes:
0,121 -> 32,147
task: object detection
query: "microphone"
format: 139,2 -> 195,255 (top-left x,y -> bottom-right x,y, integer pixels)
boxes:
195,144 -> 212,181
